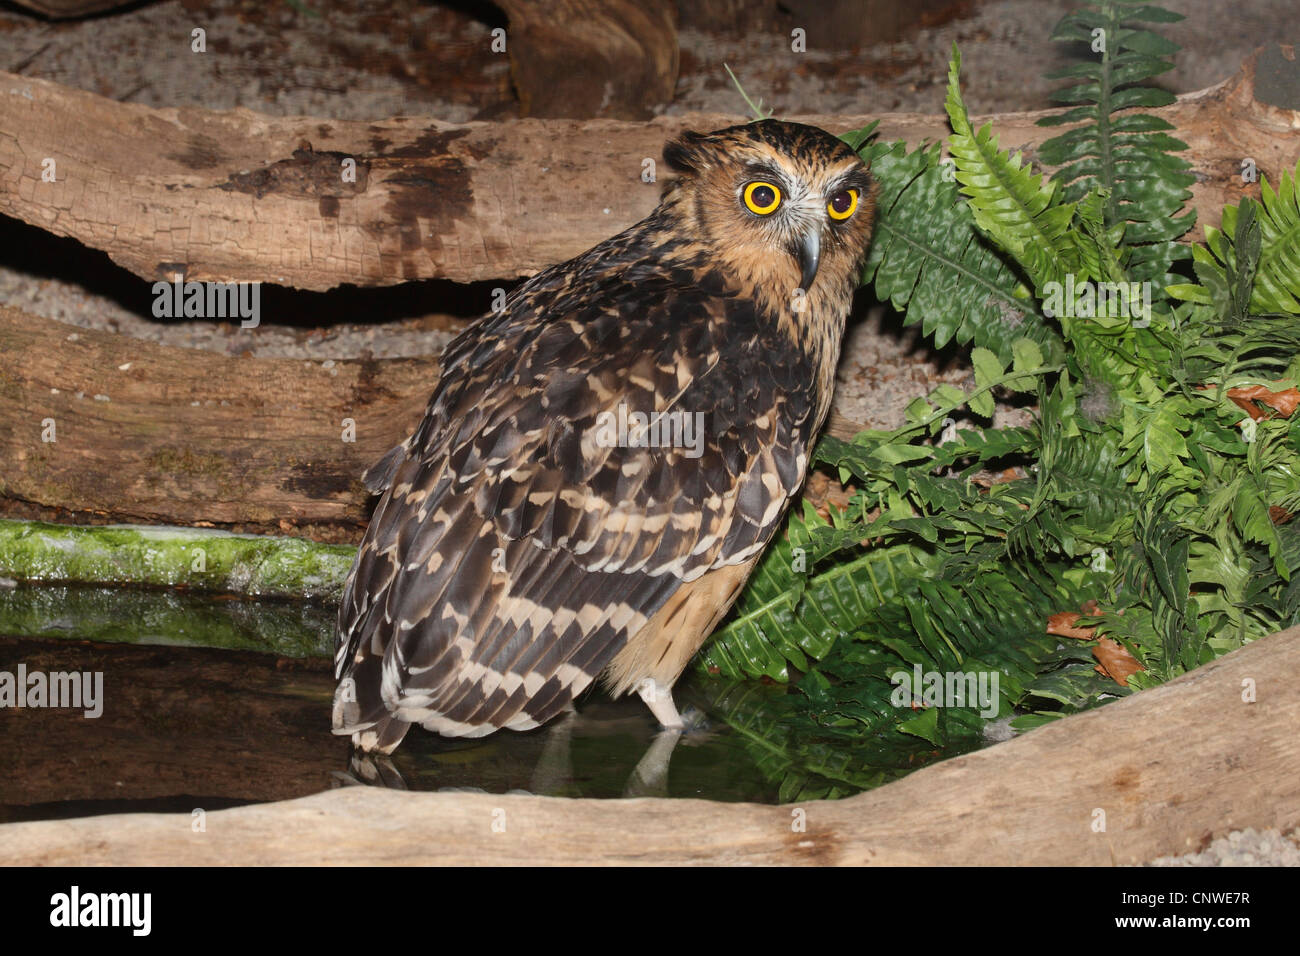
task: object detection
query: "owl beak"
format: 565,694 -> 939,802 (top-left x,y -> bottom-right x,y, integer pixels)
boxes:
796,229 -> 820,293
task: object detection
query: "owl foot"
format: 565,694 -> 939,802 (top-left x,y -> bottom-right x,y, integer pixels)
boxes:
636,677 -> 689,731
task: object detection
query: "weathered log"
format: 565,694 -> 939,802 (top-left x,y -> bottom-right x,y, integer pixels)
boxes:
0,306 -> 865,533
2,621 -> 1295,864
0,304 -> 427,534
496,0 -> 679,119
0,50 -> 1294,291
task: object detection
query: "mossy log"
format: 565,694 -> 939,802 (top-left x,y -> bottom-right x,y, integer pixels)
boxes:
0,519 -> 353,599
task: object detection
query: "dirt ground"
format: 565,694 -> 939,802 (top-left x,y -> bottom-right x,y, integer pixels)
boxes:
0,0 -> 1296,863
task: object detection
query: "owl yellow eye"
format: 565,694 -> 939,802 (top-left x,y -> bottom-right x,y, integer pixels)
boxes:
827,188 -> 859,221
743,181 -> 782,216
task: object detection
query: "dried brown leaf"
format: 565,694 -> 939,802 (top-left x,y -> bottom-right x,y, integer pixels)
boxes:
1226,383 -> 1300,420
1092,637 -> 1144,687
1047,611 -> 1097,639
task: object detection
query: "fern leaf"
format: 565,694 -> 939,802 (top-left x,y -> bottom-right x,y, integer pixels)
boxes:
860,139 -> 1065,365
699,502 -> 932,681
1037,0 -> 1195,286
944,45 -> 1081,293
1171,168 -> 1300,317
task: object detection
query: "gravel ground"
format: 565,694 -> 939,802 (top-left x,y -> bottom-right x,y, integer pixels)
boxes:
0,0 -> 1295,863
1147,828 -> 1300,867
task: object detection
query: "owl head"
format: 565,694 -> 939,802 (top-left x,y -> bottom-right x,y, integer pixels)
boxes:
662,119 -> 877,318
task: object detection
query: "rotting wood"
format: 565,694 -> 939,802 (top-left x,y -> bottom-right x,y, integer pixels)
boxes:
0,50 -> 1294,291
1,623 -> 1295,865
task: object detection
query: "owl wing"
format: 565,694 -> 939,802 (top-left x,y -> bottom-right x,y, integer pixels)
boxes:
334,264 -> 819,745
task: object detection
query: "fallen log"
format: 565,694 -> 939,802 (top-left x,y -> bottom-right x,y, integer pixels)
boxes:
0,49 -> 1294,291
0,306 -> 865,533
2,621 -> 1296,864
0,304 -> 429,534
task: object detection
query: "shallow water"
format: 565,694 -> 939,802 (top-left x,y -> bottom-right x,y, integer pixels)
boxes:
1,584 -> 966,821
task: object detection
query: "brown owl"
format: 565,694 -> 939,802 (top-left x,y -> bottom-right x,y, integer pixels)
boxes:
333,119 -> 877,752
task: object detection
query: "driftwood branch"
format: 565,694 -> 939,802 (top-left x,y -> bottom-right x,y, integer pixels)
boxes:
2,623 -> 1296,864
0,51 -> 1294,291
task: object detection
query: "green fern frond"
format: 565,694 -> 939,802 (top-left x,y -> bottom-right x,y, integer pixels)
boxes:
859,137 -> 1065,366
944,46 -> 1083,295
1170,165 -> 1300,316
1243,522 -> 1300,629
1037,0 -> 1195,286
702,556 -> 1087,797
699,502 -> 932,681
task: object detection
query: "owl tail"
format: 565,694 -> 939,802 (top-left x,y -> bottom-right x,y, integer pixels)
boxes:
332,661 -> 411,753
352,717 -> 412,754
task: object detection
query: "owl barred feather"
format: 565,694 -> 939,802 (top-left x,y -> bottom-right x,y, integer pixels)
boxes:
333,120 -> 877,752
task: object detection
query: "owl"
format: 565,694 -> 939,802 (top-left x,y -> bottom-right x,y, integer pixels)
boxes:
333,119 -> 877,752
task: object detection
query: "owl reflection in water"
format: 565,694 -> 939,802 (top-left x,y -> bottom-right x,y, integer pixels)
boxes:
333,120 -> 877,753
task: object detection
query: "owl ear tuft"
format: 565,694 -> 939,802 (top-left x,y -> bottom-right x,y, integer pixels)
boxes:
663,131 -> 713,174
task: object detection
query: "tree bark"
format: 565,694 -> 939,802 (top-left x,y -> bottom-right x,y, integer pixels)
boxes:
2,622 -> 1295,864
0,49 -> 1293,292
